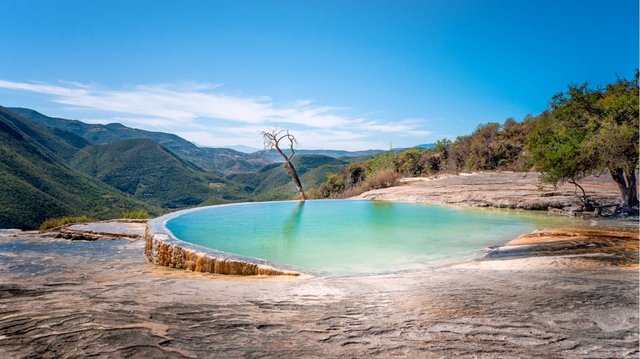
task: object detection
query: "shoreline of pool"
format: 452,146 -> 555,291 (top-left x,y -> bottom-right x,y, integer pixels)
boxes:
143,198 -> 638,278
145,201 -> 303,276
144,199 -> 538,277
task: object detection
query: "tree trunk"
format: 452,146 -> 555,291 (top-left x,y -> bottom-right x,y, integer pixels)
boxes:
261,129 -> 306,202
624,170 -> 638,208
610,168 -> 639,214
568,179 -> 592,211
284,161 -> 306,201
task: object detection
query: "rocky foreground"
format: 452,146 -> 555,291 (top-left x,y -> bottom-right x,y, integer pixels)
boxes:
357,172 -> 622,214
0,226 -> 637,358
0,172 -> 638,358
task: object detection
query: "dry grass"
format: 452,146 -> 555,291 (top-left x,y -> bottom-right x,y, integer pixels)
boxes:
340,169 -> 400,198
39,216 -> 94,231
121,210 -> 152,219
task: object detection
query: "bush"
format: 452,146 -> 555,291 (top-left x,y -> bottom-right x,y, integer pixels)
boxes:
39,216 -> 94,231
121,210 -> 152,219
340,169 -> 400,198
313,155 -> 403,199
395,148 -> 423,176
366,151 -> 396,176
363,168 -> 400,190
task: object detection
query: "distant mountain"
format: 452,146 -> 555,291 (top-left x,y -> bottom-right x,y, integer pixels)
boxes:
392,143 -> 436,151
225,144 -> 261,153
227,155 -> 349,200
0,108 -> 90,162
9,107 -> 196,152
9,107 -> 273,174
10,107 -> 391,172
199,147 -> 274,173
70,139 -> 236,209
257,149 -> 384,162
0,106 -> 374,228
0,107 -> 154,229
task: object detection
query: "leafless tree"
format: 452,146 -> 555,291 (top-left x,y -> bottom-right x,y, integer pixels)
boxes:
261,128 -> 306,202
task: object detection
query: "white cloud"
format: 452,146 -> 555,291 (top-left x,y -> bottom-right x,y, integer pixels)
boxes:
176,126 -> 376,151
0,79 -> 433,150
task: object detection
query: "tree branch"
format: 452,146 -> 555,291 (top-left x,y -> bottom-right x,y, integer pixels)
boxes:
261,128 -> 306,201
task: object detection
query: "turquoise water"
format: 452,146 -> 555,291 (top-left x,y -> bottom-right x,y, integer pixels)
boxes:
165,200 -> 571,275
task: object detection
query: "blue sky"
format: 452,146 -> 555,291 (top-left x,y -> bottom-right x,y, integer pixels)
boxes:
0,0 -> 637,150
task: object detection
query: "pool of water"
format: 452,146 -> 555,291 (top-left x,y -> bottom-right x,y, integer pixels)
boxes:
165,200 -> 574,275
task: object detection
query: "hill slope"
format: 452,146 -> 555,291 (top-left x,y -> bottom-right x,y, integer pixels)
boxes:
9,107 -> 387,170
0,106 -> 90,161
0,108 -> 153,229
71,139 -> 234,208
227,155 -> 349,201
9,107 -> 273,173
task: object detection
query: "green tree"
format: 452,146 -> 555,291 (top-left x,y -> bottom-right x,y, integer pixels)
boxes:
395,148 -> 423,176
527,76 -> 639,213
434,138 -> 452,158
590,77 -> 639,212
467,122 -> 501,170
366,151 -> 396,176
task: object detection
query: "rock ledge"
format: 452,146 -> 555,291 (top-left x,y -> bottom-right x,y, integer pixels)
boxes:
144,212 -> 300,276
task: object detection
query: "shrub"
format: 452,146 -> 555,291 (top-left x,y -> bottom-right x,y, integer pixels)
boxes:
366,151 -> 396,176
362,168 -> 400,190
419,152 -> 443,174
345,163 -> 366,187
395,148 -> 423,176
121,210 -> 152,219
340,169 -> 400,198
39,216 -> 94,231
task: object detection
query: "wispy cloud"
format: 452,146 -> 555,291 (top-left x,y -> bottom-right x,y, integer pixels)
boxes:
0,79 -> 433,150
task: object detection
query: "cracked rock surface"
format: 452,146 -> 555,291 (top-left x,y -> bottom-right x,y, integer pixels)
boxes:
0,227 -> 637,358
356,172 -> 621,212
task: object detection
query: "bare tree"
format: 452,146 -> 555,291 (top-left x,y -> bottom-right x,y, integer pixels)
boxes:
261,128 -> 306,202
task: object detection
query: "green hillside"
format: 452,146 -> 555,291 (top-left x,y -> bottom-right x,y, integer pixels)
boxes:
200,147 -> 274,173
227,155 -> 349,201
0,106 -> 90,161
70,139 -> 238,208
10,107 -> 273,173
0,107 -> 368,225
0,108 -> 154,229
9,108 -> 386,173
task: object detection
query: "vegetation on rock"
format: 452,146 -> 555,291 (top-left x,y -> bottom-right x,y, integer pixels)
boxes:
39,216 -> 94,231
121,210 -> 152,219
2,75 -> 637,228
228,154 -> 349,201
526,75 -> 639,213
316,76 -> 639,213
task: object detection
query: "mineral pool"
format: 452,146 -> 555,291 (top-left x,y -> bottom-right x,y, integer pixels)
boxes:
165,200 -> 572,275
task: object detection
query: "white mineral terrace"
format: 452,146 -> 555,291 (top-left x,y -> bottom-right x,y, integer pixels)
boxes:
145,208 -> 300,276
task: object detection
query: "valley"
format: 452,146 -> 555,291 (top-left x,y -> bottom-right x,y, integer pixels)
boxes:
0,106 -> 376,229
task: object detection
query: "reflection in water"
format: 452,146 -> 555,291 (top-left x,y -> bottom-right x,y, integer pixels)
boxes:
282,201 -> 305,242
259,202 -> 306,260
367,201 -> 397,227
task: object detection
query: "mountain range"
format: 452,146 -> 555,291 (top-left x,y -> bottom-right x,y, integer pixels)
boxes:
1,106 -> 397,229
9,107 -> 274,174
0,107 -> 154,229
10,107 -> 388,169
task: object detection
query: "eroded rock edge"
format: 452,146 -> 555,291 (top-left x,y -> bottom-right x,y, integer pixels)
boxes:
144,222 -> 300,276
